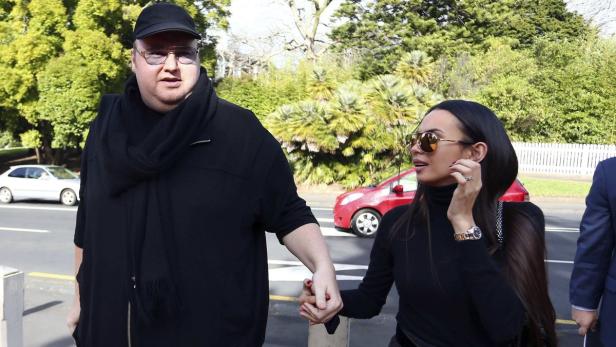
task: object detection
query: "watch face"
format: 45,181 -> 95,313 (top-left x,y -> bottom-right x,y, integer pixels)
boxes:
472,227 -> 482,239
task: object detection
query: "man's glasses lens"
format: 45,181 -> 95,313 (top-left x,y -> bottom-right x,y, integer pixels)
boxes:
142,48 -> 199,65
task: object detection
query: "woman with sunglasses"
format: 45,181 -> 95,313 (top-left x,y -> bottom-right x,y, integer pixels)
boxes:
299,100 -> 557,346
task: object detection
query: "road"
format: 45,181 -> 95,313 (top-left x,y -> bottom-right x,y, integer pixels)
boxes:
0,198 -> 585,346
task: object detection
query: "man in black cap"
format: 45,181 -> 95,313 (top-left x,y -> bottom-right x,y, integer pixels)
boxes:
67,3 -> 342,346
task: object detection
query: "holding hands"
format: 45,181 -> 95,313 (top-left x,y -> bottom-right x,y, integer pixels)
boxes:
299,277 -> 342,325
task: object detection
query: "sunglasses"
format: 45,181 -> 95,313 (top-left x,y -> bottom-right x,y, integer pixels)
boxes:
136,47 -> 199,65
408,131 -> 474,153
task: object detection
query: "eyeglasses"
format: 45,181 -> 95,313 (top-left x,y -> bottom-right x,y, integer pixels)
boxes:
408,131 -> 473,153
136,47 -> 199,65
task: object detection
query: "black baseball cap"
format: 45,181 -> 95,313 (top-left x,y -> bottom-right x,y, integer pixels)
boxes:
133,2 -> 201,40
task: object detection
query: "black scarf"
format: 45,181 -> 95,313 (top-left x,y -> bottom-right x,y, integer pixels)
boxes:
94,68 -> 218,325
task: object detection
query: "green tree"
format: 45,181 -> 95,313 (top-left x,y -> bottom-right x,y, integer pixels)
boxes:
531,37 -> 616,144
0,0 -> 68,162
467,38 -> 616,144
331,0 -> 591,79
264,64 -> 429,187
0,0 -> 66,119
19,129 -> 42,162
395,50 -> 433,86
0,0 -> 231,164
215,63 -> 311,120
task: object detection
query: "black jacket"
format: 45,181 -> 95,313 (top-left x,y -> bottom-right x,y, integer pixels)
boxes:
73,97 -> 316,347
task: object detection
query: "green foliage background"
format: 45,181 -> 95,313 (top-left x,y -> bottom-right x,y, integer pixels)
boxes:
0,0 -> 614,188
218,0 -> 615,187
0,0 -> 229,163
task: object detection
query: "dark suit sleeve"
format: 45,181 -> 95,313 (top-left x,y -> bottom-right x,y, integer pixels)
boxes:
570,160 -> 615,309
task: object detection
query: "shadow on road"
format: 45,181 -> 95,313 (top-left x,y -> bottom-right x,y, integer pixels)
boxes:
23,300 -> 63,316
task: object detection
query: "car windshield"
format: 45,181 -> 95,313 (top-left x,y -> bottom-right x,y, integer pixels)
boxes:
47,167 -> 78,179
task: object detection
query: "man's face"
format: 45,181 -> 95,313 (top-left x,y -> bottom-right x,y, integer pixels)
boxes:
131,32 -> 200,113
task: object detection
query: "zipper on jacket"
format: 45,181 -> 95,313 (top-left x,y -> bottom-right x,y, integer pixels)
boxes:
128,302 -> 132,347
128,275 -> 135,347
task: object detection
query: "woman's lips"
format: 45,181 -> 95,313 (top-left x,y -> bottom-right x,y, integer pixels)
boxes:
413,160 -> 428,173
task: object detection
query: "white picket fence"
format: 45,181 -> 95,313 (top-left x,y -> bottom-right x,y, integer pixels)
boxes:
512,142 -> 616,176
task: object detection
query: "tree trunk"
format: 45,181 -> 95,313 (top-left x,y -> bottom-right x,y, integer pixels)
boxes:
52,148 -> 64,165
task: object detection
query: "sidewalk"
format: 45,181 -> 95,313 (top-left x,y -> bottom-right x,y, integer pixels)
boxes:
21,276 -> 316,347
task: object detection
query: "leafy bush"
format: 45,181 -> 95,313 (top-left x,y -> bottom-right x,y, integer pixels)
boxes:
0,131 -> 20,149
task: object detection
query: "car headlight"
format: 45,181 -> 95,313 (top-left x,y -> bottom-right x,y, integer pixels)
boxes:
340,192 -> 364,206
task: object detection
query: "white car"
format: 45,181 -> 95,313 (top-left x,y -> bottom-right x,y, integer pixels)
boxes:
0,165 -> 81,206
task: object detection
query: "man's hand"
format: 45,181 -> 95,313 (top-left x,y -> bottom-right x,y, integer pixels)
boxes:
283,223 -> 343,323
67,298 -> 80,335
572,307 -> 598,336
299,272 -> 343,324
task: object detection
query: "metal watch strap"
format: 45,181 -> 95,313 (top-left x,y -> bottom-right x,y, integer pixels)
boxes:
454,233 -> 473,241
454,226 -> 481,241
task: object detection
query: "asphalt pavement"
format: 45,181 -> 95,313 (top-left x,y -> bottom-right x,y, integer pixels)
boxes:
0,194 -> 587,346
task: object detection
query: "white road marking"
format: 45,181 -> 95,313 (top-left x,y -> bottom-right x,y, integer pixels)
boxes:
0,226 -> 49,233
311,207 -> 333,211
546,260 -> 574,264
0,205 -> 77,212
546,226 -> 579,233
320,227 -> 354,237
317,217 -> 334,223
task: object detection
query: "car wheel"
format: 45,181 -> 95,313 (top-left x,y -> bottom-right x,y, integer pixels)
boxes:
60,189 -> 77,206
351,209 -> 381,238
0,187 -> 13,204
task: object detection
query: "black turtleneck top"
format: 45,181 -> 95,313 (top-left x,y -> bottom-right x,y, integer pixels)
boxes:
338,184 -> 536,346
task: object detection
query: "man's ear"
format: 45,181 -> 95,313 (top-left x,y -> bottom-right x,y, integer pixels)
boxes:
466,142 -> 488,162
130,49 -> 137,73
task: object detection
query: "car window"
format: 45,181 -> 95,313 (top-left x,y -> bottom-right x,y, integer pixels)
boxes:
47,166 -> 78,179
396,172 -> 418,192
26,167 -> 45,179
8,167 -> 27,178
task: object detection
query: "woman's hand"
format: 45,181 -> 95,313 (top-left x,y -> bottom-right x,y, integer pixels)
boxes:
447,159 -> 482,233
298,279 -> 318,324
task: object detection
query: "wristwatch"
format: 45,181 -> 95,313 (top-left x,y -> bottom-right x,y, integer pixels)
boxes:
454,226 -> 482,241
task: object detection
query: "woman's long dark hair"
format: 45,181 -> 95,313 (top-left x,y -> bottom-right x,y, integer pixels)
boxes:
392,100 -> 556,346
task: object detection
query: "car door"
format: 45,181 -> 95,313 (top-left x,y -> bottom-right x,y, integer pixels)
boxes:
23,167 -> 50,200
5,167 -> 28,198
36,168 -> 59,200
387,171 -> 418,209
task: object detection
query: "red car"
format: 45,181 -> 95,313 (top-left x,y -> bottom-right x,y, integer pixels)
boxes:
333,168 -> 529,237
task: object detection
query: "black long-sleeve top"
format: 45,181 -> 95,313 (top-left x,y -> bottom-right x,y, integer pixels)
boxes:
339,184 -> 531,346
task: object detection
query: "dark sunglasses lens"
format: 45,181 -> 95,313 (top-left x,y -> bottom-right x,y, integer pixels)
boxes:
419,132 -> 437,152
